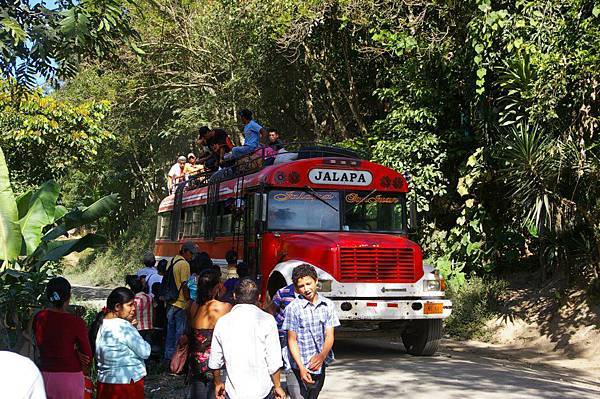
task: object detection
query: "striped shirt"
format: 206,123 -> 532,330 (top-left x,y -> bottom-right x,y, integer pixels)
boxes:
134,292 -> 153,331
282,294 -> 340,374
272,284 -> 298,341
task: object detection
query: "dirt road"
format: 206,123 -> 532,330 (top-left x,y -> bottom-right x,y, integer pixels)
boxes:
323,337 -> 600,399
72,285 -> 600,398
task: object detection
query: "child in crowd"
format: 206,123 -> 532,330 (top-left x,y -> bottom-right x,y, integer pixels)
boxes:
33,277 -> 92,399
129,278 -> 154,341
186,252 -> 203,303
90,287 -> 151,399
224,261 -> 250,293
269,281 -> 301,398
283,264 -> 340,399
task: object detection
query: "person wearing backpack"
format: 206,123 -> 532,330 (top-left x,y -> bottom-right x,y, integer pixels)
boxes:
163,241 -> 197,363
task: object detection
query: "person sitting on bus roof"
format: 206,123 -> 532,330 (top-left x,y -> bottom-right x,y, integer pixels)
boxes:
267,127 -> 284,151
224,109 -> 266,161
168,155 -> 187,193
185,153 -> 204,176
197,126 -> 233,170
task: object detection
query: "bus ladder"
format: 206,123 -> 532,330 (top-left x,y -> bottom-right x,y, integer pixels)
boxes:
170,181 -> 186,240
231,174 -> 245,255
205,172 -> 222,241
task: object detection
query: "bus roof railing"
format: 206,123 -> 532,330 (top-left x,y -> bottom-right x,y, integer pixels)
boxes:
171,142 -> 363,195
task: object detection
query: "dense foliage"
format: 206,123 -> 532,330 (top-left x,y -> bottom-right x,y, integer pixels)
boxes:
2,0 -> 600,289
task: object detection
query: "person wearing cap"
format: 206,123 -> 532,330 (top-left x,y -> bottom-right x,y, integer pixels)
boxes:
168,155 -> 187,193
185,152 -> 204,176
164,241 -> 197,361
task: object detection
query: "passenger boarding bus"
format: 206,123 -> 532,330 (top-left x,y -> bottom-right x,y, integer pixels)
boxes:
155,145 -> 451,355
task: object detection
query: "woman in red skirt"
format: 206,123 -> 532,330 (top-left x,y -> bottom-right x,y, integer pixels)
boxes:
90,287 -> 151,399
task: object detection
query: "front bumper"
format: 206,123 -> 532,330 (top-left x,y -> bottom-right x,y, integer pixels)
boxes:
331,298 -> 453,321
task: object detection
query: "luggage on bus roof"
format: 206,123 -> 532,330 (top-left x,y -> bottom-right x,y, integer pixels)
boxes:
297,145 -> 360,160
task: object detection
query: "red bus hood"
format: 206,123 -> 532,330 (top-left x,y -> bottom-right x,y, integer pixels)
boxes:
270,232 -> 423,283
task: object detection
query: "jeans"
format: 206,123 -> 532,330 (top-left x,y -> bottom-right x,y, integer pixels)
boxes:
164,306 -> 187,360
291,368 -> 326,399
285,369 -> 303,399
224,145 -> 256,160
190,380 -> 215,399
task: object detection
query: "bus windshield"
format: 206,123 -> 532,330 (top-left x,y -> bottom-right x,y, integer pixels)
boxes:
342,191 -> 406,233
267,190 -> 406,233
268,190 -> 340,231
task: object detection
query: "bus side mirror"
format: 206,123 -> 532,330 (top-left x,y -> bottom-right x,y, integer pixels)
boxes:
253,193 -> 267,223
409,195 -> 418,230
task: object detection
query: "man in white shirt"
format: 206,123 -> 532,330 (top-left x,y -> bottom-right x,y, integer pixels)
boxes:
167,155 -> 187,193
209,279 -> 285,399
0,351 -> 46,398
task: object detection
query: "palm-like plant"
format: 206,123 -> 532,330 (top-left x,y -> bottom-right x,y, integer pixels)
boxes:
0,147 -> 118,271
501,122 -> 560,235
0,145 -> 119,354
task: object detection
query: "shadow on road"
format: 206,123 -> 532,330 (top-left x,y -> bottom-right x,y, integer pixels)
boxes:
326,338 -> 600,399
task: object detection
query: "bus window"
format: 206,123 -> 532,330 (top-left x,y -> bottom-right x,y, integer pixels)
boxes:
183,208 -> 194,237
343,192 -> 406,233
191,206 -> 204,237
267,190 -> 340,231
156,212 -> 171,239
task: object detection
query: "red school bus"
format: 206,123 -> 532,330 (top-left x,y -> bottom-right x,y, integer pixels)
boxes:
155,146 -> 452,355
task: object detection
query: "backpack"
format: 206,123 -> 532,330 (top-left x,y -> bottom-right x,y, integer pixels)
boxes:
160,257 -> 184,303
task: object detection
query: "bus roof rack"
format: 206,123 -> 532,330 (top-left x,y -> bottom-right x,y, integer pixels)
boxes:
170,142 -> 362,196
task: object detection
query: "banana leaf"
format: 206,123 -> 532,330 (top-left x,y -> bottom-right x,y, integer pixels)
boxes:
33,233 -> 108,269
18,181 -> 60,255
0,146 -> 21,263
43,194 -> 119,241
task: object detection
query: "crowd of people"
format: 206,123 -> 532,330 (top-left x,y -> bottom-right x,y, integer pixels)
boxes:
168,109 -> 289,193
11,241 -> 339,399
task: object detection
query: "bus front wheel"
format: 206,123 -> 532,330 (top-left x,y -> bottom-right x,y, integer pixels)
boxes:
401,319 -> 442,356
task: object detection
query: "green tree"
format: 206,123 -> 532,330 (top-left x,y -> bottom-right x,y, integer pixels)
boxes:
0,145 -> 118,353
0,0 -> 141,87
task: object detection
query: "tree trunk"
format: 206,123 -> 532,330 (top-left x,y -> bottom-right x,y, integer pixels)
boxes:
341,34 -> 368,136
323,76 -> 349,139
303,82 -> 321,139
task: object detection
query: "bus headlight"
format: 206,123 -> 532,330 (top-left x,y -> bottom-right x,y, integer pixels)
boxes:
318,280 -> 332,292
424,279 -> 441,291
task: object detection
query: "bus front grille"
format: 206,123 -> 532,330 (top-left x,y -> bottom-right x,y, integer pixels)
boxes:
339,247 -> 416,283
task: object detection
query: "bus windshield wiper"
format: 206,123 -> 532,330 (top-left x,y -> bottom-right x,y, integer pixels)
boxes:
344,189 -> 377,214
304,186 -> 339,213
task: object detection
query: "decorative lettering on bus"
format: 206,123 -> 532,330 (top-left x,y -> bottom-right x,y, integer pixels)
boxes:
345,193 -> 399,204
308,169 -> 372,186
273,191 -> 335,201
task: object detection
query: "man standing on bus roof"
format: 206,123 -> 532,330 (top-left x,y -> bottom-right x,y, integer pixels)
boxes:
164,241 -> 196,362
224,109 -> 266,160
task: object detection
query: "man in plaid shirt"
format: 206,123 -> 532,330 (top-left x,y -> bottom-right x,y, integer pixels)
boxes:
282,264 -> 340,399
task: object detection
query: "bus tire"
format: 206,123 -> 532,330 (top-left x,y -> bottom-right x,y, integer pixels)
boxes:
401,319 -> 442,356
